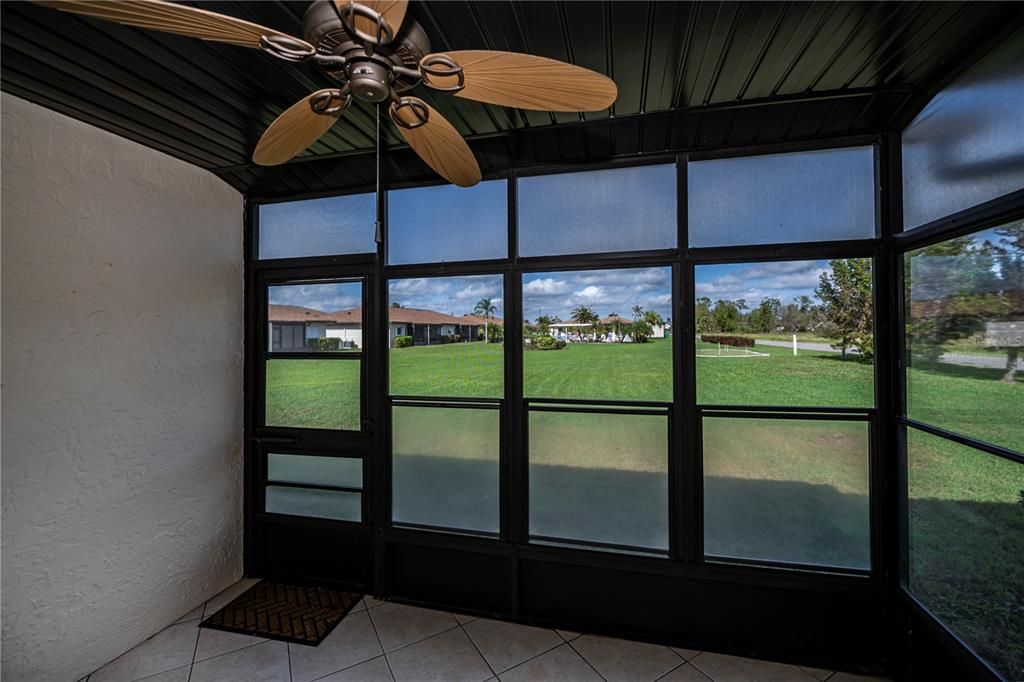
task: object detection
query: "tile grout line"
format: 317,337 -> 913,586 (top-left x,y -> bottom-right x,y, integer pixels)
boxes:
370,617 -> 464,657
306,655 -> 389,682
650,647 -> 692,682
567,639 -> 610,682
457,620 -> 498,679
655,659 -> 711,682
287,641 -> 293,682
479,635 -> 569,679
185,600 -> 206,682
365,603 -> 397,682
652,661 -> 686,682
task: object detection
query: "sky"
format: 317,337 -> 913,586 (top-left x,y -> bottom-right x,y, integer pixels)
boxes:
694,260 -> 830,307
389,275 -> 504,318
388,181 -> 507,265
266,261 -> 837,318
269,282 -> 362,312
523,267 -> 672,323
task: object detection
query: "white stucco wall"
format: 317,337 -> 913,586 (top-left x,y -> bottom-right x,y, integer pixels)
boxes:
1,94 -> 245,682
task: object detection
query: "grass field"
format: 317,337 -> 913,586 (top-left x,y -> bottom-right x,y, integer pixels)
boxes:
266,338 -> 1022,677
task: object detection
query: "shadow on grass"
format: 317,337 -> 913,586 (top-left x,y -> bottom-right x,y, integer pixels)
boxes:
907,357 -> 1022,382
387,456 -> 1022,679
909,495 -> 1024,681
390,455 -> 870,563
703,475 -> 869,569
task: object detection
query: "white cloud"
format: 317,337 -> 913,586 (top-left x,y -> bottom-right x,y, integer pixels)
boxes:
763,268 -> 827,290
740,261 -> 819,278
453,281 -> 502,300
269,283 -> 361,312
575,285 -> 606,301
523,278 -> 571,295
389,278 -> 430,294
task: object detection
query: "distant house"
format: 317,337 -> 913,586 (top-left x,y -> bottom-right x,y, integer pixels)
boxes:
386,307 -> 495,346
267,304 -> 498,350
267,305 -> 363,351
546,314 -> 666,343
548,322 -> 597,342
602,314 -> 667,340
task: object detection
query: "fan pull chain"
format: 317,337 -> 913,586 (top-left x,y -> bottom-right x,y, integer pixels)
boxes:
375,102 -> 383,244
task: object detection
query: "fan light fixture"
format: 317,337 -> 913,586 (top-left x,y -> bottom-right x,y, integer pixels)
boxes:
36,0 -> 619,187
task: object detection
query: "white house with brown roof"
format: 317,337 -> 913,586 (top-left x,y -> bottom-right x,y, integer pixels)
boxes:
267,305 -> 364,351
546,314 -> 666,343
267,304 -> 500,350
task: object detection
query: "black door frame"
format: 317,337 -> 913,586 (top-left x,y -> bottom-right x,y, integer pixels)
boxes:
242,132 -> 1024,678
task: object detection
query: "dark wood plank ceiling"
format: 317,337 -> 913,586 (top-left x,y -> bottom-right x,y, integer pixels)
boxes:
3,1 -> 1023,197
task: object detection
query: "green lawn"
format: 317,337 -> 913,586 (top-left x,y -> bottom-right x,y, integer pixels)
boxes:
385,337 -> 878,405
266,339 -> 1022,677
265,359 -> 361,431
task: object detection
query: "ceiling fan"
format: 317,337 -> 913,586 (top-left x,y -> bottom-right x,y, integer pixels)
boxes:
36,0 -> 619,187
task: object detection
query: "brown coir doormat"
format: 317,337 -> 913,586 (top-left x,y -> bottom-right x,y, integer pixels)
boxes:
201,581 -> 363,646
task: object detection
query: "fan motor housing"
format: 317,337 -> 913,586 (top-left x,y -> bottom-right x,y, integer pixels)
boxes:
303,0 -> 431,96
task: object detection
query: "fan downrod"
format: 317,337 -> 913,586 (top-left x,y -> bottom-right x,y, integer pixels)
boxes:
301,0 -> 431,106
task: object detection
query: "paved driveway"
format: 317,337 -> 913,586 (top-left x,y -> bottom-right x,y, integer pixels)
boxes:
754,338 -> 1023,370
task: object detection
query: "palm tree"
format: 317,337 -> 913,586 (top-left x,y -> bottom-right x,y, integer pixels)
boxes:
570,305 -> 598,341
643,311 -> 665,327
632,304 -> 644,320
474,297 -> 497,343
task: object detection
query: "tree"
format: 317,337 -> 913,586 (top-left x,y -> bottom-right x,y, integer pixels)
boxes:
391,302 -> 402,308
749,297 -> 781,334
535,314 -> 553,335
906,235 -> 995,363
780,303 -> 802,333
989,221 -> 1024,382
570,305 -> 599,341
630,320 -> 654,343
643,310 -> 665,328
712,300 -> 741,332
695,297 -> 714,333
631,305 -> 644,321
474,297 -> 497,344
816,259 -> 873,360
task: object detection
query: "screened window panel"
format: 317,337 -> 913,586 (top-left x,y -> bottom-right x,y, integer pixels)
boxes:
522,267 -> 673,402
902,31 -> 1024,230
388,181 -> 507,264
907,428 -> 1024,679
688,147 -> 876,247
268,281 -> 363,352
258,193 -> 376,259
388,275 -> 503,398
267,454 -> 362,489
265,486 -> 361,522
392,405 -> 500,534
703,416 -> 870,569
694,259 -> 874,407
529,410 -> 668,551
905,223 -> 1023,453
518,164 -> 677,256
265,359 -> 361,430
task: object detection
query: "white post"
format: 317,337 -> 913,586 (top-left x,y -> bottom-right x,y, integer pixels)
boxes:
793,333 -> 798,356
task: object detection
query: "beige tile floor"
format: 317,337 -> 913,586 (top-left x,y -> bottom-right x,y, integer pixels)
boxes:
83,579 -> 891,682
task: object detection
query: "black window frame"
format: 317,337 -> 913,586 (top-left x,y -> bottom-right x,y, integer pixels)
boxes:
242,131 -> 1024,676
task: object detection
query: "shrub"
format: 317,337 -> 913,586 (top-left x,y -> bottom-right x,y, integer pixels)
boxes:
534,335 -> 566,351
700,334 -> 754,348
309,337 -> 341,351
394,335 -> 413,348
630,320 -> 654,343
